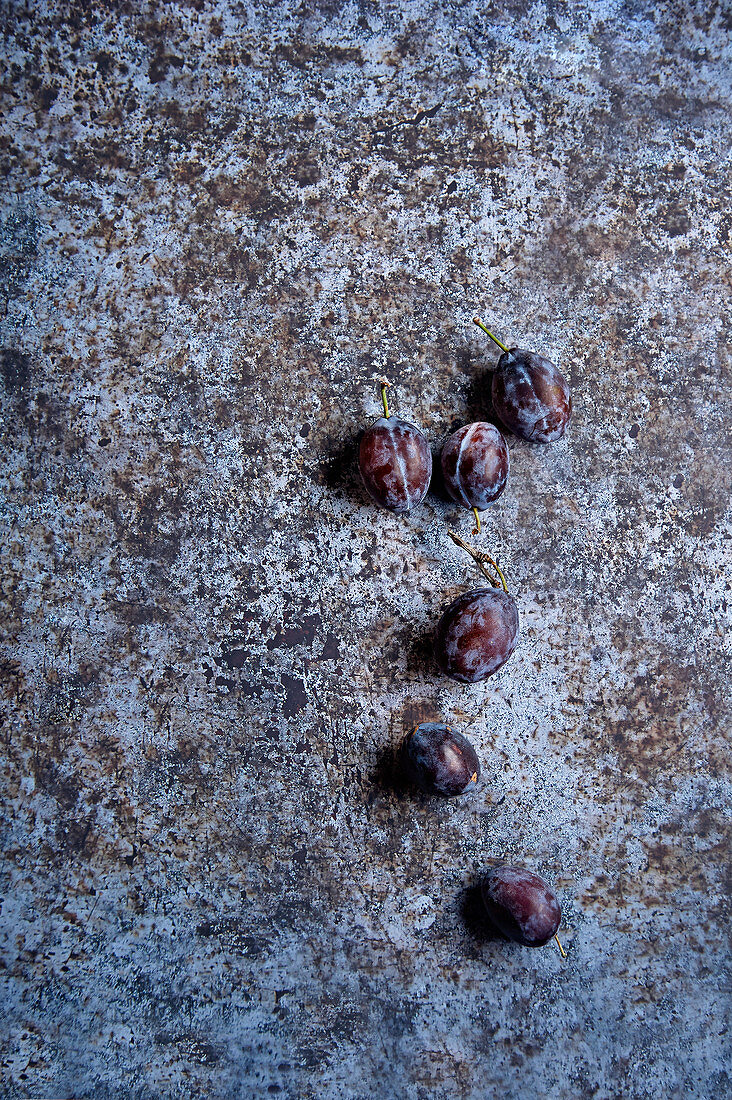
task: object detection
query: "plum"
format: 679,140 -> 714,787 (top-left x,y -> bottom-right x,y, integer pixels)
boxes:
441,421 -> 509,532
358,383 -> 432,512
404,722 -> 480,796
474,318 -> 571,443
435,587 -> 518,683
481,863 -> 562,948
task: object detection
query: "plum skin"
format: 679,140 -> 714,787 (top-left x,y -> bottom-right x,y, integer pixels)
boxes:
481,864 -> 561,947
358,416 -> 432,513
435,588 -> 519,683
441,422 -> 509,511
492,348 -> 571,443
404,723 -> 480,796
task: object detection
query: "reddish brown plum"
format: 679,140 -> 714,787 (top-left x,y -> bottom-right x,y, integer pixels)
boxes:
440,422 -> 509,512
492,348 -> 571,443
359,416 -> 432,513
404,723 -> 480,796
481,863 -> 561,947
435,588 -> 518,683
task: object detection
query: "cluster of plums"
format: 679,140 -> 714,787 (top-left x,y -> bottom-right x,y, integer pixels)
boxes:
359,319 -> 571,525
359,319 -> 571,684
357,320 -> 572,951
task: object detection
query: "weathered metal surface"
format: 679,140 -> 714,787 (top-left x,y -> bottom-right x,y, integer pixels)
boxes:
1,1 -> 730,1097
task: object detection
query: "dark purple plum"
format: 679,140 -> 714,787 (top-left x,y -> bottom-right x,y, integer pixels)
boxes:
435,587 -> 518,683
473,318 -> 571,443
492,348 -> 571,443
481,863 -> 561,947
358,385 -> 432,513
404,722 -> 480,796
441,422 -> 509,527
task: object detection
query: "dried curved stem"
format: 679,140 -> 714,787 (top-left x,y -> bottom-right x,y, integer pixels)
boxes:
447,530 -> 508,593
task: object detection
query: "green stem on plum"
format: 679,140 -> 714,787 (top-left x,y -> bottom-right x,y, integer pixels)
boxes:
472,507 -> 481,535
554,933 -> 567,959
448,530 -> 508,593
473,317 -> 509,353
380,379 -> 391,419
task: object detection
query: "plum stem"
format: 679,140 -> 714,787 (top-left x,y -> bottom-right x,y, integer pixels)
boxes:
472,507 -> 481,535
554,932 -> 567,959
379,378 -> 392,418
473,317 -> 509,353
448,530 -> 508,593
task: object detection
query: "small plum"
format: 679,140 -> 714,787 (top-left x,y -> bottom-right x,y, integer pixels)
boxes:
358,382 -> 432,513
474,318 -> 571,443
441,421 -> 509,532
435,587 -> 518,683
404,722 -> 480,796
481,863 -> 562,947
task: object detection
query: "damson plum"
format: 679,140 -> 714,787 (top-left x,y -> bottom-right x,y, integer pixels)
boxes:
441,422 -> 509,533
404,722 -> 480,796
481,863 -> 562,948
493,349 -> 571,443
358,383 -> 432,513
435,587 -> 518,683
474,318 -> 571,443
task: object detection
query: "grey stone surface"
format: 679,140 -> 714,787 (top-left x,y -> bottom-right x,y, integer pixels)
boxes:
1,1 -> 731,1097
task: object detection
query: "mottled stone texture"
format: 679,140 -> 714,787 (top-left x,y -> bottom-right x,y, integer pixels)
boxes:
1,1 -> 731,1097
